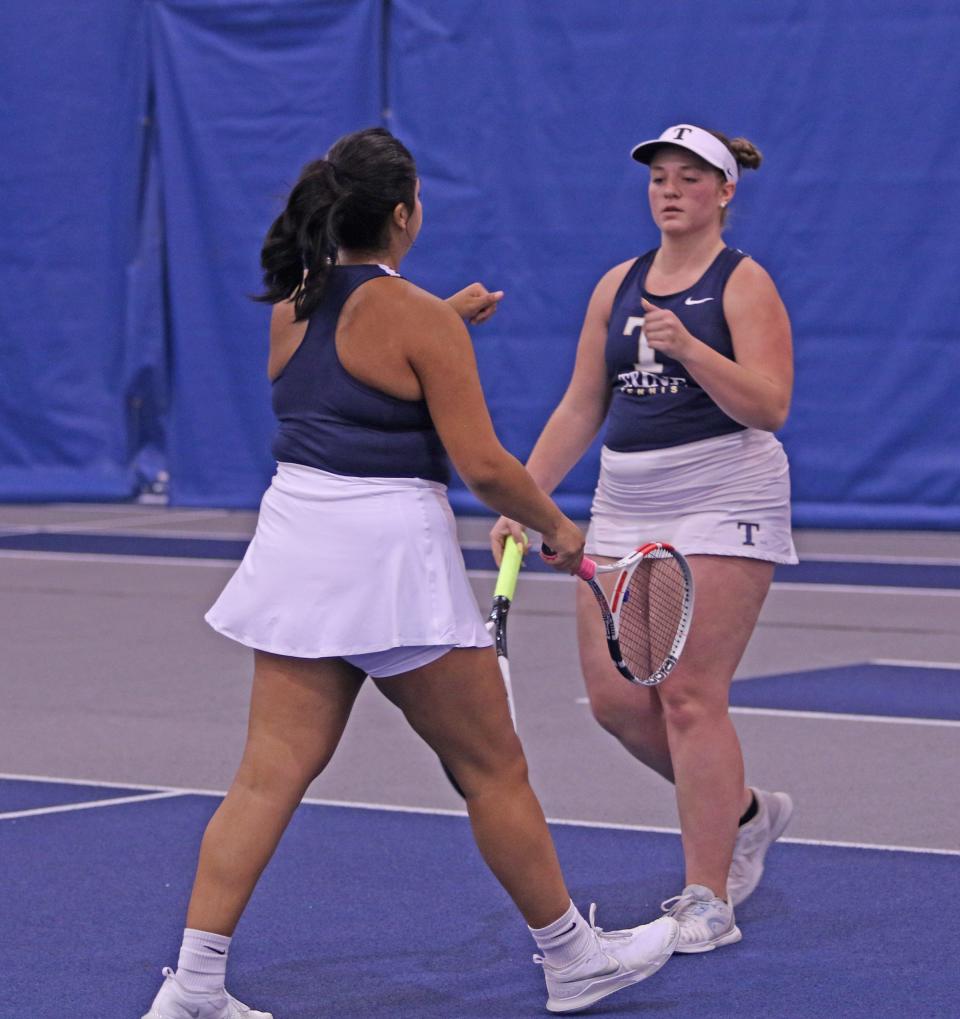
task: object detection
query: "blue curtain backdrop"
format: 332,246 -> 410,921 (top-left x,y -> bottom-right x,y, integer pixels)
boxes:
150,0 -> 384,506
0,1 -> 153,500
1,0 -> 958,526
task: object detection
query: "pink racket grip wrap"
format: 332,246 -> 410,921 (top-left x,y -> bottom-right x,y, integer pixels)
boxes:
541,544 -> 597,581
576,556 -> 597,581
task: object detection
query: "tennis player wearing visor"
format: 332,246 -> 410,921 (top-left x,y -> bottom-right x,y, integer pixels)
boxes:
493,122 -> 797,954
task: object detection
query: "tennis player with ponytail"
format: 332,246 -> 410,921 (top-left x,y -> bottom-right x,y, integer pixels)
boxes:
493,124 -> 797,953
142,127 -> 678,1019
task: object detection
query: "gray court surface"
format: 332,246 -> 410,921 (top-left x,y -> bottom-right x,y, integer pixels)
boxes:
2,504 -> 958,854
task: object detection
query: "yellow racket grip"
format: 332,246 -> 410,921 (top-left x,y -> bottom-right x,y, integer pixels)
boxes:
494,535 -> 524,602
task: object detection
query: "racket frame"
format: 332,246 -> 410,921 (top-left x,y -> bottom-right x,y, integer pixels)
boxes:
582,542 -> 694,687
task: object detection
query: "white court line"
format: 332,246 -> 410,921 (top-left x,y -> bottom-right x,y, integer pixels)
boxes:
0,790 -> 185,821
774,835 -> 960,857
2,549 -> 959,597
573,697 -> 960,729
0,771 -> 956,856
542,816 -> 960,858
0,509 -> 234,535
771,581 -> 960,597
25,528 -> 254,542
0,771 -> 182,789
0,549 -> 238,568
871,658 -> 960,670
728,705 -> 960,729
795,552 -> 960,566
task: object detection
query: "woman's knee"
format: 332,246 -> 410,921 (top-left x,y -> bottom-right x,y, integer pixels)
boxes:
658,683 -> 727,734
492,739 -> 529,788
235,735 -> 332,799
453,732 -> 530,798
585,667 -> 661,737
481,725 -> 529,780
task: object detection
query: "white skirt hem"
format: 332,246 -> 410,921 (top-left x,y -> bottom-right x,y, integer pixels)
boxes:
584,543 -> 797,566
204,615 -> 491,660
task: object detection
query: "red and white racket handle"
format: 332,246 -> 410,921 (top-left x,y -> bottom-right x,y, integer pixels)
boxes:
541,544 -> 597,581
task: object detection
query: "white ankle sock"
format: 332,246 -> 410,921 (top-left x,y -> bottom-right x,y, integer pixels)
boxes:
175,927 -> 231,996
529,901 -> 597,969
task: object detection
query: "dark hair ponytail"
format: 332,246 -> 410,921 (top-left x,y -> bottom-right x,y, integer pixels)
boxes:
255,127 -> 417,320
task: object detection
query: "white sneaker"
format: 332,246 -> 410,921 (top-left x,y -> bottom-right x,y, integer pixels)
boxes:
535,904 -> 679,1014
661,884 -> 742,953
142,968 -> 273,1019
727,788 -> 794,907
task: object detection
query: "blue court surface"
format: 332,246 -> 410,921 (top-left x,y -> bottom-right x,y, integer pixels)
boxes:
730,663 -> 960,721
3,776 -> 958,1019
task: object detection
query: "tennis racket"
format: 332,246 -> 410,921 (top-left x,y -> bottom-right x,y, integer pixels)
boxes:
442,535 -> 523,796
543,541 -> 694,686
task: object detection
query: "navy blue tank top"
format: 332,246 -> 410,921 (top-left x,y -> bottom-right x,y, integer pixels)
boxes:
604,247 -> 748,452
271,264 -> 449,484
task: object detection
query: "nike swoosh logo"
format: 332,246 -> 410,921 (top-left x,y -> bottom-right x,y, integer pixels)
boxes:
684,296 -> 714,305
575,956 -> 627,986
203,945 -> 227,955
594,956 -> 623,979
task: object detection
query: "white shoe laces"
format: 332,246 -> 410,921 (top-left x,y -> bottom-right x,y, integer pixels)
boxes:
661,892 -> 710,918
587,902 -> 634,943
661,891 -> 733,945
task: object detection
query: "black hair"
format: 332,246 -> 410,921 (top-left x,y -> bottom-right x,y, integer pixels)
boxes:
255,127 -> 417,320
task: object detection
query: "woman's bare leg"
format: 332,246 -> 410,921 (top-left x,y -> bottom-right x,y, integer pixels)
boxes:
578,555 -> 772,894
185,650 -> 366,934
657,556 -> 772,894
375,646 -> 569,929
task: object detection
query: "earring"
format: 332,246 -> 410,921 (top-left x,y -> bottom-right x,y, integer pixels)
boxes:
720,201 -> 728,208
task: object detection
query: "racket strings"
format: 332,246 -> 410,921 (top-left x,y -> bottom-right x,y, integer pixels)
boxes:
617,556 -> 686,679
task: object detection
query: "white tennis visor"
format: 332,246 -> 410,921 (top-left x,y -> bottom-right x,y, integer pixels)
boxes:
631,124 -> 739,183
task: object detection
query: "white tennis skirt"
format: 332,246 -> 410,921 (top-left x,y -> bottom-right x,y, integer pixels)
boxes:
205,462 -> 492,660
585,429 -> 799,564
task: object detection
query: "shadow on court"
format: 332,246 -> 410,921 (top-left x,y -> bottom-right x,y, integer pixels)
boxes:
3,782 -> 957,1018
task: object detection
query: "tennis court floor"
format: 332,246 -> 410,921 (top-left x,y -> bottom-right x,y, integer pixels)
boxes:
3,504 -> 958,1017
